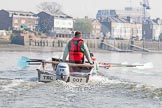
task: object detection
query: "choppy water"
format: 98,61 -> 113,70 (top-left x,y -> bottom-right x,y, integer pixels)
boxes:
0,51 -> 162,108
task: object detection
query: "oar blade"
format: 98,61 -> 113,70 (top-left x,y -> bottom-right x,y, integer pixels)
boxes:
17,56 -> 45,68
17,56 -> 30,68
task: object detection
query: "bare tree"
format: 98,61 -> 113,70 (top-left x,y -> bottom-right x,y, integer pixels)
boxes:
37,2 -> 62,15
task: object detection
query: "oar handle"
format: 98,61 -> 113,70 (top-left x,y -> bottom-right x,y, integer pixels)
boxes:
29,63 -> 41,65
99,65 -> 111,69
45,61 -> 94,68
27,60 -> 43,62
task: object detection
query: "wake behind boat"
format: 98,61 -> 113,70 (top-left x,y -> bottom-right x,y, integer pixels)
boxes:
37,58 -> 96,83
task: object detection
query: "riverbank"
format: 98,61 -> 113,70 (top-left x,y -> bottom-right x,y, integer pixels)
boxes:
0,44 -> 109,53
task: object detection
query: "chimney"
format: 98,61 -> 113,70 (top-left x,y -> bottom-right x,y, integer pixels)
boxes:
85,16 -> 88,19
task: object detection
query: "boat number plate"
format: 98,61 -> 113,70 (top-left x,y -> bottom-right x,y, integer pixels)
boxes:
40,74 -> 54,81
70,76 -> 87,83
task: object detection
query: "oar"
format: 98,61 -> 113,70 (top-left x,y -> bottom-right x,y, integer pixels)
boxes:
98,62 -> 144,69
99,62 -> 122,66
17,56 -> 93,68
17,56 -> 44,68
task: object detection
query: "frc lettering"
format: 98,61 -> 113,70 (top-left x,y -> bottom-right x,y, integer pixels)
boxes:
43,76 -> 53,80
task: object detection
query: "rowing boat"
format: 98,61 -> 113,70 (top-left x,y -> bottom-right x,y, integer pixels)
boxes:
36,58 -> 96,83
17,56 -> 145,83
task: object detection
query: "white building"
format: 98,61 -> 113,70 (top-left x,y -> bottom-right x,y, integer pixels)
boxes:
101,16 -> 142,40
37,11 -> 73,38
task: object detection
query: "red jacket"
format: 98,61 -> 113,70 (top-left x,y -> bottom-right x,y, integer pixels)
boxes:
69,38 -> 84,63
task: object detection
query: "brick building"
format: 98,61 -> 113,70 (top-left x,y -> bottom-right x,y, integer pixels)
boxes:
0,9 -> 39,31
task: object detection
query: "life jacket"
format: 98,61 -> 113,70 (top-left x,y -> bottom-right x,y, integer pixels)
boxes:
69,38 -> 84,63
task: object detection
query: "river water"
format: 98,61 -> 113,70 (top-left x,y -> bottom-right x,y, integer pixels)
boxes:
0,51 -> 162,108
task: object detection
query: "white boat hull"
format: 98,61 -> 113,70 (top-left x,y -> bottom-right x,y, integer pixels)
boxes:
37,69 -> 91,83
36,58 -> 95,83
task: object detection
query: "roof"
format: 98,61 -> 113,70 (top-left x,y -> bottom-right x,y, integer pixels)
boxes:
105,16 -> 141,24
106,16 -> 129,23
40,11 -> 73,19
145,19 -> 162,25
54,12 -> 73,18
6,10 -> 35,16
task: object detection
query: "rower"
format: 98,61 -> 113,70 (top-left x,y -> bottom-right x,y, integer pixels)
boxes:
90,53 -> 99,74
62,31 -> 93,64
62,31 -> 93,72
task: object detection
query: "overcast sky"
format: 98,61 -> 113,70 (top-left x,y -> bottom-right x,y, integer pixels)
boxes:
0,0 -> 160,19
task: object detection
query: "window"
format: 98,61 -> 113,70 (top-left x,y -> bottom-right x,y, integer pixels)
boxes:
14,19 -> 18,24
35,20 -> 38,24
62,22 -> 65,25
68,22 -> 72,26
21,20 -> 26,24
